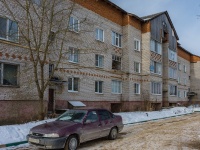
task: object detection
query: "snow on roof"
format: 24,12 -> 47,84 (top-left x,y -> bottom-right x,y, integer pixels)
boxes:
68,101 -> 86,107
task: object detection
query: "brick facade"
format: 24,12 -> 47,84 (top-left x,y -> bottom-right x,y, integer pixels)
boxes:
0,0 -> 200,124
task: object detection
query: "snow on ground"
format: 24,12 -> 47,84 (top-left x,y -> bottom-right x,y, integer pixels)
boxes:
0,106 -> 199,149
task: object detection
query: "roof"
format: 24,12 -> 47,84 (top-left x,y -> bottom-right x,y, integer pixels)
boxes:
106,0 -> 143,21
142,11 -> 179,40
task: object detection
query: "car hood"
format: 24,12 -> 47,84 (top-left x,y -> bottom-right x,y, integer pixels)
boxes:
30,120 -> 79,134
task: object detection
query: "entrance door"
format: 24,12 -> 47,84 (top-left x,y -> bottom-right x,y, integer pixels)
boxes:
48,89 -> 54,112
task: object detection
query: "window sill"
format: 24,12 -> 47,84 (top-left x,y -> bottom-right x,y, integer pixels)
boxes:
0,38 -> 19,44
134,93 -> 140,95
151,94 -> 162,96
95,92 -> 104,95
150,73 -> 162,76
68,61 -> 79,64
111,93 -> 122,95
169,95 -> 177,97
68,90 -> 78,93
95,39 -> 104,43
0,85 -> 20,88
134,49 -> 141,52
112,44 -> 122,49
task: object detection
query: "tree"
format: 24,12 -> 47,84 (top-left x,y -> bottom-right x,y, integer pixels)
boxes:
0,0 -> 102,119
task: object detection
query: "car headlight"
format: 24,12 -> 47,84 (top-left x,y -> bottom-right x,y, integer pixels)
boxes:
43,133 -> 59,138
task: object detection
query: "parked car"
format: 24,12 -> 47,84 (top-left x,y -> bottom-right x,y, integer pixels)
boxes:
27,108 -> 124,150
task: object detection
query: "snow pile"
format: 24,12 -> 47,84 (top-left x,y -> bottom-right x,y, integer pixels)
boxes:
0,107 -> 198,149
116,107 -> 193,125
0,119 -> 55,145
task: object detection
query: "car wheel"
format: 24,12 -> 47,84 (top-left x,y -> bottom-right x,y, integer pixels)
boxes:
108,127 -> 118,140
64,135 -> 78,150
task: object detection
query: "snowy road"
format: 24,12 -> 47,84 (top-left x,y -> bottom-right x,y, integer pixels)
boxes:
12,113 -> 200,150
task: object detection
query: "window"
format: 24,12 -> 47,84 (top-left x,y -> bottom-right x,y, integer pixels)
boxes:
0,17 -> 18,42
183,65 -> 186,73
184,91 -> 187,98
112,31 -> 122,47
168,49 -> 177,62
151,82 -> 162,95
69,47 -> 78,63
177,77 -> 180,83
85,111 -> 98,123
0,63 -> 18,86
184,78 -> 187,85
68,77 -> 79,92
134,83 -> 140,94
95,81 -> 103,94
178,63 -> 181,70
169,85 -> 177,96
49,64 -> 54,77
69,16 -> 79,32
169,67 -> 177,79
112,55 -> 121,70
178,91 -> 181,98
150,60 -> 162,75
134,62 -> 140,73
111,80 -> 122,94
134,39 -> 140,51
31,0 -> 41,5
98,110 -> 111,120
95,55 -> 104,68
150,39 -> 162,55
172,30 -> 175,37
95,28 -> 104,42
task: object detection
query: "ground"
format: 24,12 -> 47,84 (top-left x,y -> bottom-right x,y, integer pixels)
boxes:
11,113 -> 200,150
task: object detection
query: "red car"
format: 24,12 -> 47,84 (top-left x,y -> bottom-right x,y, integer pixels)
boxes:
27,108 -> 124,150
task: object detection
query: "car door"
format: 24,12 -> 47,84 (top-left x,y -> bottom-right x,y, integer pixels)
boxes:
81,111 -> 101,142
98,110 -> 114,137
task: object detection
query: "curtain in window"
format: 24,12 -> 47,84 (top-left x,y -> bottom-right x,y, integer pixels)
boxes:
8,20 -> 18,42
0,18 -> 7,39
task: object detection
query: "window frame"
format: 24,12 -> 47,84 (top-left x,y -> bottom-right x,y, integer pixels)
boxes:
95,54 -> 104,68
95,81 -> 103,94
112,31 -> 122,48
150,39 -> 162,55
151,82 -> 162,95
0,62 -> 19,86
68,47 -> 79,63
134,62 -> 140,73
95,28 -> 104,42
169,67 -> 177,79
0,17 -> 19,42
150,60 -> 162,75
168,49 -> 177,62
134,83 -> 140,94
69,16 -> 80,33
183,64 -> 187,73
169,84 -> 177,96
112,55 -> 121,70
68,77 -> 79,92
134,38 -> 141,51
111,80 -> 122,94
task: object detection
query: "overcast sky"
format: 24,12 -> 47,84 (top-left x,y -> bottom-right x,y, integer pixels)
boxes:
110,0 -> 200,56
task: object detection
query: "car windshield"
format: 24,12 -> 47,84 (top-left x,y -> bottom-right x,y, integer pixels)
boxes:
56,110 -> 87,123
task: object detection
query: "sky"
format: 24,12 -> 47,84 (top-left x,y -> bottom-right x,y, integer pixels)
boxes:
110,0 -> 200,56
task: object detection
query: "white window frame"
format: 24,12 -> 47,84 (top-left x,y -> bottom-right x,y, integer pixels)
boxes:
169,85 -> 177,96
0,62 -> 19,86
112,55 -> 121,70
183,64 -> 187,73
168,49 -> 177,62
95,54 -> 104,68
184,91 -> 187,98
150,39 -> 162,55
68,47 -> 79,63
112,31 -> 122,48
184,78 -> 187,85
68,77 -> 79,92
178,63 -> 181,70
150,60 -> 162,75
169,67 -> 177,79
134,62 -> 140,73
178,90 -> 181,98
0,17 -> 19,42
69,16 -> 79,32
95,28 -> 104,42
111,80 -> 122,94
95,81 -> 103,94
134,38 -> 140,51
177,77 -> 180,83
134,83 -> 140,94
151,82 -> 162,95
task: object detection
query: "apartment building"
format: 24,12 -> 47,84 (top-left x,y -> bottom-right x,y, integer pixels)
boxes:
0,0 -> 200,124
